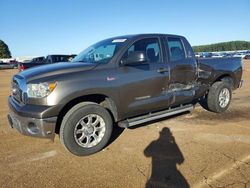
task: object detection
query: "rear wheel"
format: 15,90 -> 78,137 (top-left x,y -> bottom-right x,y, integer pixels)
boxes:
60,102 -> 113,156
200,81 -> 232,113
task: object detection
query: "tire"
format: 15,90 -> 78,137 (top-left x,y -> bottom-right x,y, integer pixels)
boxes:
200,81 -> 232,113
60,102 -> 113,156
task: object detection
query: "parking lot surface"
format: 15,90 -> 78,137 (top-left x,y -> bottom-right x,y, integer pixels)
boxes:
0,61 -> 250,188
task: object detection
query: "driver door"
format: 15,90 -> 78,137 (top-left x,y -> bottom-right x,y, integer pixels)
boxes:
118,37 -> 173,119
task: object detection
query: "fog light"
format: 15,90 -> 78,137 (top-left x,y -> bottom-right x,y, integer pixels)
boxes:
27,122 -> 39,134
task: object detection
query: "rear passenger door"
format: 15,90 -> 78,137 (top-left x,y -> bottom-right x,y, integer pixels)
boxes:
165,37 -> 198,105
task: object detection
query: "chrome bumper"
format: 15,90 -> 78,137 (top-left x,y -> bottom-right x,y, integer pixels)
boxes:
8,107 -> 57,140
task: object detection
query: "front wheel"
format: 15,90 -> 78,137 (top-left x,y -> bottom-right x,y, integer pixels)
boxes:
60,102 -> 113,156
200,81 -> 232,113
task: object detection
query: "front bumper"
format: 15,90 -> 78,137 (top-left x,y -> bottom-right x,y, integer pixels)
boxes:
8,97 -> 57,140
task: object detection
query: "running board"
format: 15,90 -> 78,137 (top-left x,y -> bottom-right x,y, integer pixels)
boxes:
118,104 -> 194,128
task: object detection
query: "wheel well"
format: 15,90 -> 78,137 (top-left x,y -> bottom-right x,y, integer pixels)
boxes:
55,94 -> 117,134
214,74 -> 234,87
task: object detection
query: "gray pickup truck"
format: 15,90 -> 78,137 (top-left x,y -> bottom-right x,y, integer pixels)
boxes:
8,34 -> 243,156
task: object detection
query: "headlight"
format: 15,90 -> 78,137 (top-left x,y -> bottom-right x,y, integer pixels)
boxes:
27,82 -> 57,98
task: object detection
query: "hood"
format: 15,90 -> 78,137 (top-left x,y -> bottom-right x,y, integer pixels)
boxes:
19,62 -> 96,82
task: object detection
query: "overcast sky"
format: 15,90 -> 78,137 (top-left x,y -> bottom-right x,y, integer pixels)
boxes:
0,0 -> 249,57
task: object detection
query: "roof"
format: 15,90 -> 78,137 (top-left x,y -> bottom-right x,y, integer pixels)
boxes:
111,33 -> 184,39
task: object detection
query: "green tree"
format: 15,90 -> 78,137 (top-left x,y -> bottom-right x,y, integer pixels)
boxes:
0,40 -> 12,58
192,41 -> 250,52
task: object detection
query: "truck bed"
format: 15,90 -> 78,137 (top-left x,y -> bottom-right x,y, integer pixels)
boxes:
198,57 -> 242,89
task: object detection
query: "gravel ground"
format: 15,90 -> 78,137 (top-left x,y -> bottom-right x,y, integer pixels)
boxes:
0,60 -> 250,188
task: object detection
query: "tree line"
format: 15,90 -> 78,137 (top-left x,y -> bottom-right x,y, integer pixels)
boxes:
1,39 -> 250,58
192,41 -> 250,52
0,39 -> 12,58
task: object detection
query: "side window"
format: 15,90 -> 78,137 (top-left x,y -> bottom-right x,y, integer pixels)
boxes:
167,37 -> 185,61
123,38 -> 161,63
128,45 -> 134,56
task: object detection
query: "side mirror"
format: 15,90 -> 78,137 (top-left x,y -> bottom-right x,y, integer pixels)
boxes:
121,51 -> 148,66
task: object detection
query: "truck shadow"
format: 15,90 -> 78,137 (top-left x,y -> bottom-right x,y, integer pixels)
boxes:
107,123 -> 124,146
144,127 -> 189,188
183,106 -> 250,125
108,112 -> 189,146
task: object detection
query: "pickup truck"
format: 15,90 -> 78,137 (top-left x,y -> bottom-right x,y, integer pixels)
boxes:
7,34 -> 243,156
0,62 -> 15,69
18,54 -> 76,71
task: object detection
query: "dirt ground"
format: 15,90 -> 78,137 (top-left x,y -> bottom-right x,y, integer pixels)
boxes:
0,61 -> 250,188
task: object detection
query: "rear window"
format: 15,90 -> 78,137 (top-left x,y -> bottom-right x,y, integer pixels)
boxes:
182,38 -> 195,58
167,37 -> 185,61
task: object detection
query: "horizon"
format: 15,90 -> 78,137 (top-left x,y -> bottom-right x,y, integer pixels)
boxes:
1,0 -> 250,57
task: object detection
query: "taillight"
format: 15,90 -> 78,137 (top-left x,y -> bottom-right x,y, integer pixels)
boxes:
19,64 -> 25,71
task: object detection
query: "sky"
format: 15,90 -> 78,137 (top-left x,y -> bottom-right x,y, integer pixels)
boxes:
0,0 -> 249,57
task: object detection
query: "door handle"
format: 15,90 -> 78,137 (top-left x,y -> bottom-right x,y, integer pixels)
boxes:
157,67 -> 169,74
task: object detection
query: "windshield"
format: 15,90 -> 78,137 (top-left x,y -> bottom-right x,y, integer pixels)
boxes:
72,38 -> 127,64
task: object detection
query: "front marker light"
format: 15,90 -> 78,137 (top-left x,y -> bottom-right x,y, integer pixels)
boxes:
48,82 -> 57,91
27,82 -> 57,98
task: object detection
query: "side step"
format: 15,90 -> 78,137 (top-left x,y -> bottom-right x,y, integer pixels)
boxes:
118,104 -> 194,128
